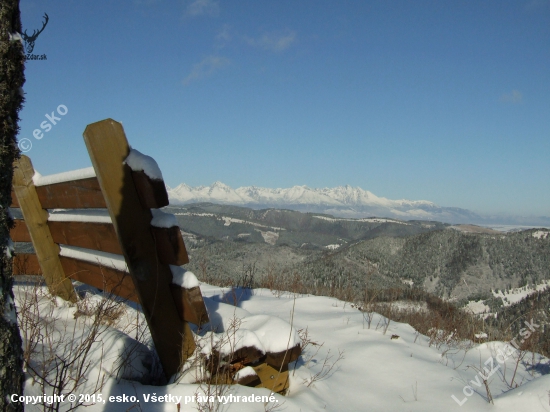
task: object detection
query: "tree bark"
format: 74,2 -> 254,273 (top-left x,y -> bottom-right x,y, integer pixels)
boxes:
0,0 -> 25,410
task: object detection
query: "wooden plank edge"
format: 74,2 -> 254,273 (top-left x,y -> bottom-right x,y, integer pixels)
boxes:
152,225 -> 189,266
253,363 -> 290,393
131,170 -> 169,209
11,219 -> 123,256
13,156 -> 77,302
59,256 -> 138,303
169,284 -> 209,325
84,118 -> 194,379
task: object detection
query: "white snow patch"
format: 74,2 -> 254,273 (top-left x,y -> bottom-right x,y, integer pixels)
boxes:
59,245 -> 128,272
198,313 -> 299,357
170,266 -> 199,289
11,279 -> 550,412
48,209 -> 112,223
5,239 -> 14,258
33,167 -> 96,187
9,32 -> 23,43
12,284 -> 154,382
312,215 -> 409,225
359,217 -> 409,224
486,225 -> 544,232
175,213 -> 285,231
311,215 -> 347,222
200,329 -> 266,357
377,300 -> 427,312
234,366 -> 257,380
221,216 -> 285,231
4,294 -> 16,324
492,281 -> 550,306
325,244 -> 340,250
240,314 -> 300,353
256,229 -> 279,245
150,209 -> 178,228
124,149 -> 163,181
465,300 -> 491,315
532,230 -> 549,239
174,212 -> 216,218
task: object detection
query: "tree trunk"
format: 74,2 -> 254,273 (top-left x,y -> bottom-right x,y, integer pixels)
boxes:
0,0 -> 25,410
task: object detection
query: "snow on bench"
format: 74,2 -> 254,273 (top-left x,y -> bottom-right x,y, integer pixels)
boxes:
32,167 -> 96,187
59,245 -> 129,273
48,208 -> 112,223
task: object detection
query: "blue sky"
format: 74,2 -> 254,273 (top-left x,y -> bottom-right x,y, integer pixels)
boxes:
17,0 -> 550,217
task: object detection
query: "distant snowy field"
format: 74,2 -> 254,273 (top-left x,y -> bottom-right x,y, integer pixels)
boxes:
492,281 -> 550,307
13,282 -> 550,411
485,225 -> 549,232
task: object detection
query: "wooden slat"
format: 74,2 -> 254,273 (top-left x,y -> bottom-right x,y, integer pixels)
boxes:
13,253 -> 42,275
10,219 -> 31,242
253,363 -> 290,393
170,284 -> 209,326
49,221 -> 122,255
233,346 -> 264,365
132,170 -> 169,209
60,256 -> 137,302
12,156 -> 76,302
152,226 -> 189,265
35,177 -> 106,209
13,219 -> 122,255
12,177 -> 105,208
265,344 -> 301,370
83,118 -> 194,379
207,346 -> 263,376
13,218 -> 120,254
14,254 -> 137,302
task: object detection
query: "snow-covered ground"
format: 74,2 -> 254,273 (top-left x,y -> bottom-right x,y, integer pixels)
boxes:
485,225 -> 548,232
465,300 -> 491,315
492,281 -> 550,306
173,212 -> 285,232
312,215 -> 409,225
13,282 -> 550,411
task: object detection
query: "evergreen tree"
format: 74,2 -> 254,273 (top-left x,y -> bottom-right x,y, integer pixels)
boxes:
0,0 -> 25,410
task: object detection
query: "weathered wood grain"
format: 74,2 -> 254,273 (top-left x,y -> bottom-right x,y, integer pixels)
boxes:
83,118 -> 195,379
12,156 -> 76,302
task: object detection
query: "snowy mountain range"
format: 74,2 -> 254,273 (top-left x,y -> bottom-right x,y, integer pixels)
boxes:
166,182 -> 482,224
167,182 -> 550,226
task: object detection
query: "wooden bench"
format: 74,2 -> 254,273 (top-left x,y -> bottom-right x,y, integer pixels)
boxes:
11,118 -> 300,392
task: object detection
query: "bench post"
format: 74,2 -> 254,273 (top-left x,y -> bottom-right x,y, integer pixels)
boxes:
12,156 -> 77,302
83,119 -> 195,379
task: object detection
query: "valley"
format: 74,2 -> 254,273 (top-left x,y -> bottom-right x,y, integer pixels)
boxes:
171,203 -> 550,357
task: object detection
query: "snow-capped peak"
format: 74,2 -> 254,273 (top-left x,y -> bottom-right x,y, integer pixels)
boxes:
165,181 -> 480,223
168,181 -> 429,208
